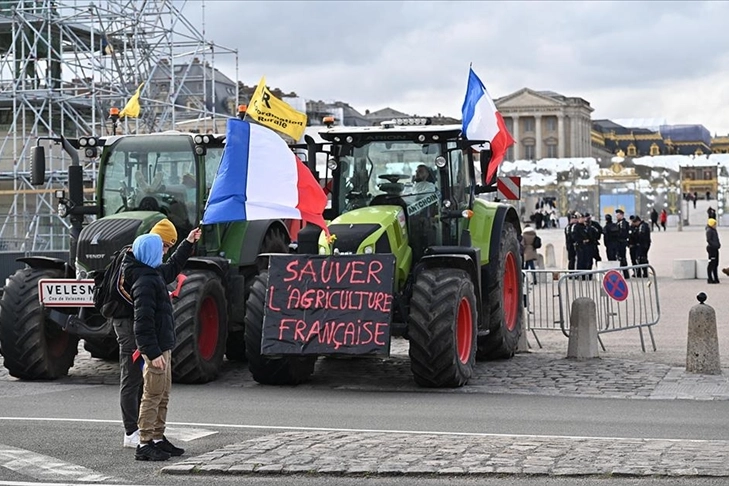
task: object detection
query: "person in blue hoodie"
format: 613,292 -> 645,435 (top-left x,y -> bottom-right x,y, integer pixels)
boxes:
127,229 -> 200,461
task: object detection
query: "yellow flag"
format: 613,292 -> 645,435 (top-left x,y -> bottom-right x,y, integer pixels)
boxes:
247,76 -> 307,141
119,82 -> 144,118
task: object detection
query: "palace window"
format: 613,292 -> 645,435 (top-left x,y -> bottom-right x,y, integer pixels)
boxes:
546,117 -> 557,132
627,144 -> 637,156
523,118 -> 534,133
546,143 -> 558,158
524,144 -> 535,160
650,143 -> 660,156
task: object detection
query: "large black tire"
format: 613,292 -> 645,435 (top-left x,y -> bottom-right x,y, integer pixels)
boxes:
477,222 -> 523,360
244,271 -> 316,385
0,267 -> 79,379
226,229 -> 290,362
408,268 -> 477,388
172,270 -> 228,384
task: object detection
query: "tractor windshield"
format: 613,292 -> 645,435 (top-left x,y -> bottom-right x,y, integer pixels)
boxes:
338,141 -> 441,214
100,135 -> 205,234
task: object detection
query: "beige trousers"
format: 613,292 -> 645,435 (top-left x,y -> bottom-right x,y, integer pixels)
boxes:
137,350 -> 171,444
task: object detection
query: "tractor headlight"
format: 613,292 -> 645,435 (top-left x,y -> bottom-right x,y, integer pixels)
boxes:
327,158 -> 338,171
57,203 -> 68,217
194,135 -> 204,144
79,138 -> 88,146
75,261 -> 89,279
435,156 -> 447,168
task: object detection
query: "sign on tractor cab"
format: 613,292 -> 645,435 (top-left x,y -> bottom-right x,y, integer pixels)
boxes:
38,279 -> 95,307
262,254 -> 396,356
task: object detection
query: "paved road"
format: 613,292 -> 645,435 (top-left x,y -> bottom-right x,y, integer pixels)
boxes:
2,224 -> 729,481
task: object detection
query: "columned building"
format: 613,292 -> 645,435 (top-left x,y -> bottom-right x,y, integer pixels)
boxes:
495,88 -> 594,161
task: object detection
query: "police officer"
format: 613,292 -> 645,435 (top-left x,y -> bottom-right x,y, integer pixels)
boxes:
565,212 -> 578,270
603,213 -> 619,261
585,213 -> 603,264
632,215 -> 651,277
573,213 -> 593,271
615,209 -> 631,278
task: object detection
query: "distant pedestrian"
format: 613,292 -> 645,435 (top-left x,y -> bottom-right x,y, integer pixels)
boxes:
659,209 -> 667,231
650,208 -> 659,231
565,212 -> 579,270
521,225 -> 540,283
693,192 -> 698,209
706,218 -> 720,284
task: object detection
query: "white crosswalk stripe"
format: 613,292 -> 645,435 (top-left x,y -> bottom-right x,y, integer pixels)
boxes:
0,443 -> 121,483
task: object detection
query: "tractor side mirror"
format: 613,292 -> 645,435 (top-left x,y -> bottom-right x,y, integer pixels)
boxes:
31,145 -> 46,185
479,148 -> 493,185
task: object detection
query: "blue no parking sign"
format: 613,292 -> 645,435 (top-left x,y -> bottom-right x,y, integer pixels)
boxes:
602,270 -> 629,302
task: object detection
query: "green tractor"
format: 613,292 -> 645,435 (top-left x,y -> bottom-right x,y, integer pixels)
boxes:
244,118 -> 523,388
0,130 -> 289,383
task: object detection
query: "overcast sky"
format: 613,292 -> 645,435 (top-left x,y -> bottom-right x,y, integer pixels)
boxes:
183,1 -> 729,135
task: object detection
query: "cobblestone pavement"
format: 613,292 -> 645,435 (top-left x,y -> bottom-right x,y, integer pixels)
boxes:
160,430 -> 729,477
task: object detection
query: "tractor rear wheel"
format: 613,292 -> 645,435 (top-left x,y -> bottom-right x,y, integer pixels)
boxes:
226,228 -> 290,362
172,270 -> 228,384
245,271 -> 316,385
478,222 -> 523,360
0,267 -> 79,379
408,268 -> 477,388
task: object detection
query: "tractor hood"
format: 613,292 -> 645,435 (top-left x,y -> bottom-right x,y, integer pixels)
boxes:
76,212 -> 169,274
318,205 -> 406,255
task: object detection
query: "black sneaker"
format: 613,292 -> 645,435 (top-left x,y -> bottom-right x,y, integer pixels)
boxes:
135,442 -> 171,461
155,436 -> 184,457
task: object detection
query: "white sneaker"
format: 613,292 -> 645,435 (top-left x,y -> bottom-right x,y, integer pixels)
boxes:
123,429 -> 140,448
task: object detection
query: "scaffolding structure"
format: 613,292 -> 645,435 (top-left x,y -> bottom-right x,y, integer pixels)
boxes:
0,0 -> 239,251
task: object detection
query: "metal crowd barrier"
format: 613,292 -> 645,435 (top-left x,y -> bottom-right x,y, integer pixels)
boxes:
522,264 -> 660,352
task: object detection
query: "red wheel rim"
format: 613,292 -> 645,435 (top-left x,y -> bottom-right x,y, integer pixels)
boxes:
456,296 -> 473,364
503,252 -> 519,331
198,296 -> 219,360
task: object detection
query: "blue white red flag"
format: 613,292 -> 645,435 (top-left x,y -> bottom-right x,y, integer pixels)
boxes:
461,67 -> 515,184
202,119 -> 328,232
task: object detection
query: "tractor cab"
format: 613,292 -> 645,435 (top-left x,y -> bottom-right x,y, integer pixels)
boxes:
316,119 -> 474,261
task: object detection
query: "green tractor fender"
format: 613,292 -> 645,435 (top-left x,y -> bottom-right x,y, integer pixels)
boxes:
412,247 -> 483,325
235,220 -> 291,267
16,256 -> 71,276
183,256 -> 230,280
481,204 -> 521,284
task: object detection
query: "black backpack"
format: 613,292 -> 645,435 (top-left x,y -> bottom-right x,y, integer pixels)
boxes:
92,246 -> 133,319
533,235 -> 542,249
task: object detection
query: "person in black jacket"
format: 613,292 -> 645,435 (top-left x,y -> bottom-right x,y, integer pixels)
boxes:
615,209 -> 631,278
126,227 -> 201,461
116,219 -> 191,449
706,218 -> 721,284
603,213 -> 620,261
585,213 -> 603,264
565,213 -> 578,270
631,215 -> 651,278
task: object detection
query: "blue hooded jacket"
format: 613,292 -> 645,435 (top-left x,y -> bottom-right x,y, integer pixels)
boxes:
132,234 -> 163,268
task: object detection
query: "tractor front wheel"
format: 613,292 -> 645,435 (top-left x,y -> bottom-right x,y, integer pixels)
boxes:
408,268 -> 477,388
245,271 -> 316,385
172,270 -> 228,384
0,267 -> 79,379
478,221 -> 523,360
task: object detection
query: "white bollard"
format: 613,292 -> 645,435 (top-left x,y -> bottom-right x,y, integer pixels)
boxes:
545,243 -> 556,268
567,297 -> 599,360
686,293 -> 721,374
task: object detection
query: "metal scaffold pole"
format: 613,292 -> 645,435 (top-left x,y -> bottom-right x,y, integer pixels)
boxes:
0,0 -> 239,252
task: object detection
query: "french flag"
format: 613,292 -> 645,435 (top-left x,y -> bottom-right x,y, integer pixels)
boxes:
461,68 -> 515,185
202,119 -> 328,232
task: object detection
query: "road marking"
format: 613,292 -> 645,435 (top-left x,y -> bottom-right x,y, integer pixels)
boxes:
0,416 -> 718,444
0,444 -> 121,483
0,482 -> 144,486
165,426 -> 217,442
